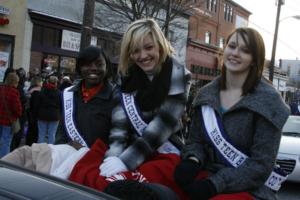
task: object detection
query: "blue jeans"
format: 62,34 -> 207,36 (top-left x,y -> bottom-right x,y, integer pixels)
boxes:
37,120 -> 59,144
0,125 -> 13,158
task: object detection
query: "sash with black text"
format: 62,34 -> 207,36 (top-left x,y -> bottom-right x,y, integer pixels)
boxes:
200,105 -> 287,191
121,92 -> 179,154
62,86 -> 88,147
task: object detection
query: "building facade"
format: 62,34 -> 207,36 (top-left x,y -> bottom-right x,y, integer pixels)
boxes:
0,0 -> 30,81
278,59 -> 300,102
186,0 -> 250,87
28,0 -> 123,79
263,60 -> 288,102
0,0 -> 189,80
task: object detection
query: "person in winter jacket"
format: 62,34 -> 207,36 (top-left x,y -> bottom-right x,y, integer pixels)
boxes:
36,75 -> 61,144
59,76 -> 72,91
55,45 -> 116,147
25,76 -> 43,145
1,45 -> 117,180
68,18 -> 191,200
174,27 -> 290,200
0,72 -> 22,157
10,68 -> 28,151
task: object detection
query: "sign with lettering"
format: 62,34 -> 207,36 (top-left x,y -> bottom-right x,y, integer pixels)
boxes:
0,6 -> 10,15
61,30 -> 81,52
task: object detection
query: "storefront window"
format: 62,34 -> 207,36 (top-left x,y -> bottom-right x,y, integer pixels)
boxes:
0,34 -> 14,82
40,54 -> 76,77
60,56 -> 76,74
42,54 -> 59,74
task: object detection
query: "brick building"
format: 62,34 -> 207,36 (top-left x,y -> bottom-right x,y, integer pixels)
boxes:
186,0 -> 251,88
0,0 -> 29,82
0,0 -> 189,80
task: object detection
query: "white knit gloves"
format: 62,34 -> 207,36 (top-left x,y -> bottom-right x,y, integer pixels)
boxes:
100,156 -> 128,177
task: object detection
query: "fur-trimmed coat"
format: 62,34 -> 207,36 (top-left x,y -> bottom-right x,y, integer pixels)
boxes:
105,58 -> 191,170
182,77 -> 289,200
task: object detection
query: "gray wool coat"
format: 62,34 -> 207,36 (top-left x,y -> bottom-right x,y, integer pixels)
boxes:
105,58 -> 191,171
182,77 -> 290,200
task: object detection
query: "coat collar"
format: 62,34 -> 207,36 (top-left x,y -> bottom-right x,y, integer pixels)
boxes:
193,77 -> 290,130
67,80 -> 114,100
168,57 -> 190,95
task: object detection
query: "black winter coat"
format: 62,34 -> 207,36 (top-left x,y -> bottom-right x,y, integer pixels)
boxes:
55,80 -> 117,147
37,87 -> 61,121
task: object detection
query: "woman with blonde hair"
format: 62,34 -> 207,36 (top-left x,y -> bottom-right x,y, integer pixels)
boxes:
69,18 -> 191,199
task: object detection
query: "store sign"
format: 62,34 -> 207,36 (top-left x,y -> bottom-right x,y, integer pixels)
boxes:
61,30 -> 81,52
61,30 -> 98,52
0,6 -> 10,15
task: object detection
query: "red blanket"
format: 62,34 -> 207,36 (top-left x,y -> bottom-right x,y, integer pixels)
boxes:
69,139 -> 253,200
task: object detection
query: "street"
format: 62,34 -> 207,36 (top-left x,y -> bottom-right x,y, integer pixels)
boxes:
278,182 -> 300,199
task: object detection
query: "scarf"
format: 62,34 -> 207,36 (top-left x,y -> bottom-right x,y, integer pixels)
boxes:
43,83 -> 57,89
81,81 -> 104,103
121,57 -> 173,111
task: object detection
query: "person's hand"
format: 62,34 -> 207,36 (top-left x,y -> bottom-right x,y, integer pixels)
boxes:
99,156 -> 128,177
174,159 -> 201,187
184,179 -> 217,200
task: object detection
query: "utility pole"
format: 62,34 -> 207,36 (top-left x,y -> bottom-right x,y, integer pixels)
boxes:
164,0 -> 171,37
80,0 -> 95,51
269,0 -> 284,82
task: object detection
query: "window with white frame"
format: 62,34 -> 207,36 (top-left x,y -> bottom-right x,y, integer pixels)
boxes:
219,37 -> 224,48
205,31 -> 211,44
224,3 -> 233,22
206,0 -> 218,12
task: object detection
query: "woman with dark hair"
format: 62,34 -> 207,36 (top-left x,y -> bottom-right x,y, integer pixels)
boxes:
1,45 -> 117,179
174,27 -> 290,200
55,45 -> 116,147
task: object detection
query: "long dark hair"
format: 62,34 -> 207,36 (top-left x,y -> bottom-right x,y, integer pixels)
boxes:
220,27 -> 265,95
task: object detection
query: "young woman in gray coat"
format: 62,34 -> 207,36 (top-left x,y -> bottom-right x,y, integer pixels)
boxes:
174,27 -> 290,200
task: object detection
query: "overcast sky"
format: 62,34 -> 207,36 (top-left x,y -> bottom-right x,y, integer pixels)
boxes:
232,0 -> 300,61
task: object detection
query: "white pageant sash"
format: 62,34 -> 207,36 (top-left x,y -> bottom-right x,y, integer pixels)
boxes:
201,105 -> 287,191
121,93 -> 180,154
62,86 -> 88,147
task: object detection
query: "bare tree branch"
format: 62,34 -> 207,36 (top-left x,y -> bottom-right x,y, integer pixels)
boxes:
95,0 -> 204,36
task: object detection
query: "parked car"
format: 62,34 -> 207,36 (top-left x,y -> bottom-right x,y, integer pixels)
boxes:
276,115 -> 300,182
0,160 -> 118,200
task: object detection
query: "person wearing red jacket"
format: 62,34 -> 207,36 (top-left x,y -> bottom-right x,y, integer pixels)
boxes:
0,72 -> 22,157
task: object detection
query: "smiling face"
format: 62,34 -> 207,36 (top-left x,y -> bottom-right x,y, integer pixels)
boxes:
129,34 -> 160,73
80,55 -> 106,88
224,33 -> 253,76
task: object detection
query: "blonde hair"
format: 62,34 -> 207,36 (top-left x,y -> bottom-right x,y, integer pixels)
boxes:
5,72 -> 19,87
118,18 -> 174,75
